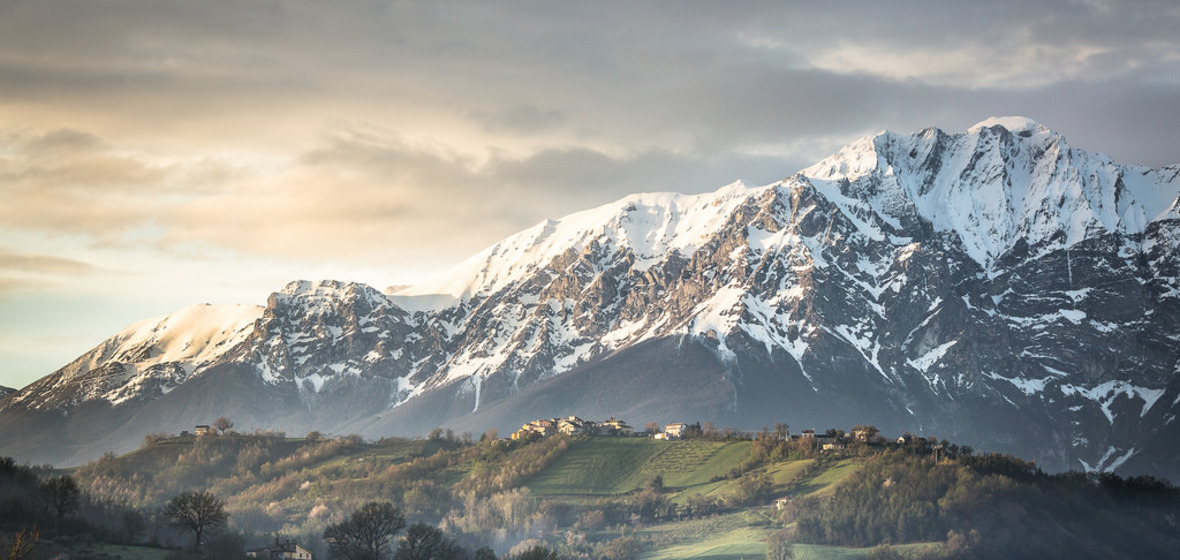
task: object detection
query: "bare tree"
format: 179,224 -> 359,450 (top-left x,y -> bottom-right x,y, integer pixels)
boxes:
702,422 -> 716,437
39,475 -> 80,533
323,501 -> 406,560
211,416 -> 235,435
773,423 -> 790,440
394,522 -> 466,560
767,529 -> 795,560
163,490 -> 229,550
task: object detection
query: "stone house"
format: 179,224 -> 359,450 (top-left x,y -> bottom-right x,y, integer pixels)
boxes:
664,423 -> 687,438
247,538 -> 313,560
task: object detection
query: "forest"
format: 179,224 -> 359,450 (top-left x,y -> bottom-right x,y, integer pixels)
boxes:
2,419 -> 1177,560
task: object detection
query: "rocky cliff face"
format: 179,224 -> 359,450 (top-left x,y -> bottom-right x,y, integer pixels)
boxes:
3,117 -> 1178,478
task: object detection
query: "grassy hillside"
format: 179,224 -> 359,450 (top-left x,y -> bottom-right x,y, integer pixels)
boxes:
527,438 -> 752,496
55,427 -> 1180,560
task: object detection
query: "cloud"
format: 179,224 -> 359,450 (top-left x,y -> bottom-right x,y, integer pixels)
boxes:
0,248 -> 95,300
0,127 -> 245,239
0,1 -> 1175,170
467,104 -> 566,135
0,277 -> 39,300
0,0 -> 1177,269
0,121 -> 791,276
158,124 -> 781,268
0,248 -> 94,276
732,1 -> 1180,89
22,128 -> 105,152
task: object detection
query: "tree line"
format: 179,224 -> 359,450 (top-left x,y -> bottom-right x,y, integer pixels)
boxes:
782,450 -> 1180,559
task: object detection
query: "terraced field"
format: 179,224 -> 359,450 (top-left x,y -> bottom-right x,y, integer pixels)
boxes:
634,508 -> 936,560
525,437 -> 751,496
638,510 -> 774,560
790,459 -> 860,496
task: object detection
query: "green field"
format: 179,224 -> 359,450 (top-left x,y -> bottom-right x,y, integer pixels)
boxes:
790,458 -> 860,496
636,510 -> 938,560
39,543 -> 171,560
641,526 -> 769,560
526,438 -> 752,496
638,510 -> 774,560
790,542 -> 941,559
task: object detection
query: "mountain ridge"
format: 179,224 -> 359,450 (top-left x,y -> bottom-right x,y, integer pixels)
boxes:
3,117 -> 1178,478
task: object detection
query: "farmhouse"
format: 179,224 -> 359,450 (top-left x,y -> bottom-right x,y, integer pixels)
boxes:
247,538 -> 313,559
601,418 -> 633,435
664,423 -> 687,438
897,433 -> 920,445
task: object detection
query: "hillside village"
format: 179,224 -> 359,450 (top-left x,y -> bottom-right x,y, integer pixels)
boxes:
510,416 -> 939,455
1,412 -> 1175,560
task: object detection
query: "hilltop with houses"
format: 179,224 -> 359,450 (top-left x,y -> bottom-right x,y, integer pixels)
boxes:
510,416 -> 633,440
7,412 -> 1166,560
509,416 -> 947,457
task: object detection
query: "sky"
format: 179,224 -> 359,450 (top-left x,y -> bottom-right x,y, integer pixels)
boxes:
2,0 -> 1179,389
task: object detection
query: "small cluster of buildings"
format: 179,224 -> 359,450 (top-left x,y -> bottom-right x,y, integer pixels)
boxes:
797,429 -> 844,451
511,418 -> 701,441
788,427 -> 900,451
511,416 -> 633,440
511,418 -> 882,448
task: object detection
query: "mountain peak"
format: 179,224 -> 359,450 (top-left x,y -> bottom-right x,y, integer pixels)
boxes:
967,115 -> 1049,136
795,118 -> 1180,269
280,279 -> 359,296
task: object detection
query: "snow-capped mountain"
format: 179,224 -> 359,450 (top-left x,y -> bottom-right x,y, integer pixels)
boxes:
3,117 -> 1178,478
8,304 -> 263,411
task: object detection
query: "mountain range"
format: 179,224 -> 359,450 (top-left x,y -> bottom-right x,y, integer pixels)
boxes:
2,116 -> 1178,479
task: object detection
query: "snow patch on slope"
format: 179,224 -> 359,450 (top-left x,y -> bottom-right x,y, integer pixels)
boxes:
396,181 -> 767,303
1060,381 -> 1166,423
97,303 -> 263,371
